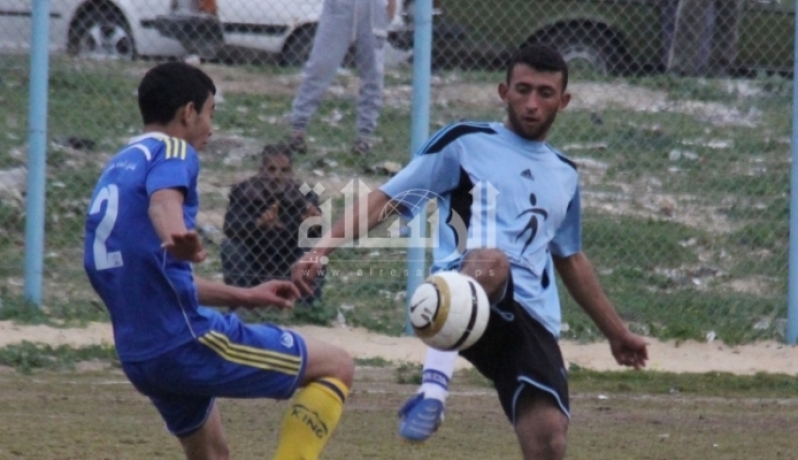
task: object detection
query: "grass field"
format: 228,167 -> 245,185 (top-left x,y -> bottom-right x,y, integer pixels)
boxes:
2,364 -> 798,460
0,55 -> 792,345
0,25 -> 796,460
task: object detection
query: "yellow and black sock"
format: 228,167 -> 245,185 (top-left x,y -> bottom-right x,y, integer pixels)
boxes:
272,378 -> 349,460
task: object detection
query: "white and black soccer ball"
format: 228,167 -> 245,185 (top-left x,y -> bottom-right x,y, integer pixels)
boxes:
408,271 -> 490,351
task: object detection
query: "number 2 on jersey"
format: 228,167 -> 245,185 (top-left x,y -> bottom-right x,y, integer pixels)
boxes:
89,184 -> 124,270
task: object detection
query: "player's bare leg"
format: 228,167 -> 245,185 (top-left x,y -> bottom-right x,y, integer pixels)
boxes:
514,388 -> 569,460
400,248 -> 512,442
178,402 -> 230,460
460,248 -> 510,303
297,334 -> 355,387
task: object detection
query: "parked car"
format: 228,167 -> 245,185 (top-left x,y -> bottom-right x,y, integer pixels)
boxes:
154,0 -> 465,66
0,0 -> 186,59
442,0 -> 795,76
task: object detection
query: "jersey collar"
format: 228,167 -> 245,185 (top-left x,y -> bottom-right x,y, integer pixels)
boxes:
128,131 -> 172,145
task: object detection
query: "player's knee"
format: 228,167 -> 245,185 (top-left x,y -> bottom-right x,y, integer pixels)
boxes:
183,439 -> 230,460
520,424 -> 567,460
462,249 -> 509,277
543,429 -> 567,459
462,249 -> 509,301
302,336 -> 355,388
214,444 -> 231,460
325,346 -> 355,388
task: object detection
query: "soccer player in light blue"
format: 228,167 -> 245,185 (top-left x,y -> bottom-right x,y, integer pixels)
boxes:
292,45 -> 648,459
84,62 -> 354,460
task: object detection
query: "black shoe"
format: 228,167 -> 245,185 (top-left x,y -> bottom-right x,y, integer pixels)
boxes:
287,135 -> 307,155
351,137 -> 371,156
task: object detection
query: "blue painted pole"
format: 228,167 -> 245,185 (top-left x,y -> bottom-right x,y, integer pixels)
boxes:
23,0 -> 51,307
787,0 -> 798,344
404,0 -> 433,335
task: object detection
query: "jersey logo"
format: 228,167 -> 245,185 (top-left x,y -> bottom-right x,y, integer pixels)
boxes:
516,193 -> 548,254
520,169 -> 534,180
164,138 -> 188,160
280,332 -> 295,349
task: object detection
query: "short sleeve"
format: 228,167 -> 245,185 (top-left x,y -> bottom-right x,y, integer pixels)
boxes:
549,185 -> 582,257
380,136 -> 462,218
145,138 -> 197,196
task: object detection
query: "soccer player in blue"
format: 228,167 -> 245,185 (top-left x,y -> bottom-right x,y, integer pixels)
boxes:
292,45 -> 648,459
84,62 -> 354,460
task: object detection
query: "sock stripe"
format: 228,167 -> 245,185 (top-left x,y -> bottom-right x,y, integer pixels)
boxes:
316,378 -> 348,404
422,369 -> 450,389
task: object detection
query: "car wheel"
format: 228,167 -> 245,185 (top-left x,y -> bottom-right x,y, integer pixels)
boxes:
536,28 -> 623,76
403,0 -> 415,27
281,25 -> 317,67
388,0 -> 414,51
69,6 -> 135,60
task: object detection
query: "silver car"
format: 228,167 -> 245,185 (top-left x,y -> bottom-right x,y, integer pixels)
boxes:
155,0 -> 453,65
0,0 -> 185,59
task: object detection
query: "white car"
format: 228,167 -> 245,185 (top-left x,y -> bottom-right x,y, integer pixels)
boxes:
155,0 -> 453,65
0,0 -> 458,65
0,0 -> 186,59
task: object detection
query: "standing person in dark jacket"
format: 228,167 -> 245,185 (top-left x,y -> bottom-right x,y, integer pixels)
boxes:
222,144 -> 324,304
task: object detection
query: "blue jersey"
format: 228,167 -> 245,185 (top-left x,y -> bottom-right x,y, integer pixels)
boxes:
84,133 -> 217,361
380,122 -> 581,337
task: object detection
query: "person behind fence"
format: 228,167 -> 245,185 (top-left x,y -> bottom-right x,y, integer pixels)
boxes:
667,0 -> 745,77
83,61 -> 353,460
221,143 -> 324,305
291,45 -> 648,460
283,0 -> 397,157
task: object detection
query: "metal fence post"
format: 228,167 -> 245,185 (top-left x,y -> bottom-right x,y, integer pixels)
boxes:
23,0 -> 51,307
404,0 -> 433,336
786,0 -> 798,344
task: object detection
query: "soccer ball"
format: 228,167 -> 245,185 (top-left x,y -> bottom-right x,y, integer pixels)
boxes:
408,271 -> 490,351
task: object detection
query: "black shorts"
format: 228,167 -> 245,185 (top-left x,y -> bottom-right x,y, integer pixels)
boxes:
459,274 -> 570,424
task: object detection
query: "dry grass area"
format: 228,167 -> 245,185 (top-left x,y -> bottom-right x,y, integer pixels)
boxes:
1,367 -> 797,460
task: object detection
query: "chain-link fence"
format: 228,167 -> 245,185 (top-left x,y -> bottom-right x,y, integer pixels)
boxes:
0,0 -> 793,343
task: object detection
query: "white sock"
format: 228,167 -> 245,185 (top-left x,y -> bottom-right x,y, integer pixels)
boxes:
418,348 -> 457,402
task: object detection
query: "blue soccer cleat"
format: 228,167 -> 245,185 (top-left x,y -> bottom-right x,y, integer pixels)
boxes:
398,393 -> 445,442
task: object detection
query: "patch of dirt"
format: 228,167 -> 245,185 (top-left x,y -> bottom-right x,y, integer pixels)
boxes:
724,277 -> 772,296
431,81 -> 759,127
3,321 -> 798,376
203,63 -> 302,98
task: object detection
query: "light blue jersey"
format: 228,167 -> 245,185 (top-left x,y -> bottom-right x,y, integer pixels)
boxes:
381,122 -> 581,336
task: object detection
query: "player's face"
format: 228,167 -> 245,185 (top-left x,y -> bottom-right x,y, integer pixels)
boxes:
186,92 -> 215,150
260,154 -> 293,185
498,64 -> 570,141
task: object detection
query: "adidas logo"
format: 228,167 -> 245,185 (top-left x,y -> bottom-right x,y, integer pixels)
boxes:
521,169 -> 534,180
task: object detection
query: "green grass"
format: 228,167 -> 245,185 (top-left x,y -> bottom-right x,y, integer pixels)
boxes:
458,364 -> 798,399
0,288 -> 109,325
0,342 -> 118,374
627,74 -> 737,102
6,367 -> 798,460
3,339 -> 798,401
353,356 -> 394,367
569,368 -> 798,398
0,289 -> 50,324
0,57 -> 791,345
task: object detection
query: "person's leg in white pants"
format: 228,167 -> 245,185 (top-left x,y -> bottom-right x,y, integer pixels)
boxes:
290,0 -> 356,140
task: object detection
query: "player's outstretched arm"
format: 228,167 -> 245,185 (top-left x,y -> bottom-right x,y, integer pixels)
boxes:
149,188 -> 207,263
292,189 -> 397,296
194,277 -> 299,310
554,252 -> 648,369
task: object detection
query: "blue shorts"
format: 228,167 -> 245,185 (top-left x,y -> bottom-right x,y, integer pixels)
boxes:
121,317 -> 307,437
